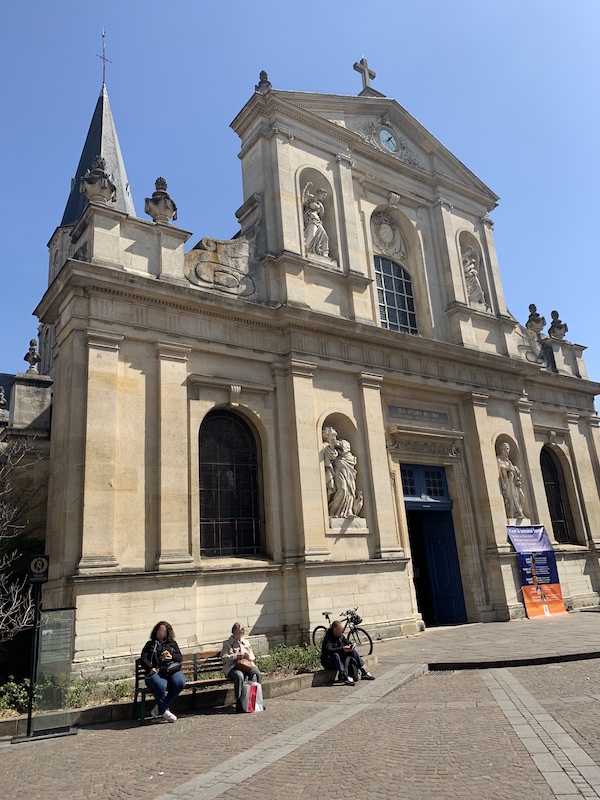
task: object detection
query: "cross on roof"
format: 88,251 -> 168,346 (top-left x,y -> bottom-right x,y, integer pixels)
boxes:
96,29 -> 112,85
353,57 -> 376,91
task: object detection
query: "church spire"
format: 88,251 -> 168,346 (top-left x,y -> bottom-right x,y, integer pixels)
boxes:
60,82 -> 136,227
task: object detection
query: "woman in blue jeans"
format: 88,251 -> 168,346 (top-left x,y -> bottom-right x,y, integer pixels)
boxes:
140,621 -> 186,722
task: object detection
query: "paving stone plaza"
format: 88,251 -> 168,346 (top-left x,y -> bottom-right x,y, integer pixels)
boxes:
4,612 -> 600,799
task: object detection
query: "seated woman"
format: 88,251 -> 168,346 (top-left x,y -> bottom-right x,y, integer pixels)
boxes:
140,620 -> 186,722
221,622 -> 262,713
320,621 -> 375,685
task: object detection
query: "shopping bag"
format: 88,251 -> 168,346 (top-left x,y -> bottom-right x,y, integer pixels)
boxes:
240,679 -> 264,713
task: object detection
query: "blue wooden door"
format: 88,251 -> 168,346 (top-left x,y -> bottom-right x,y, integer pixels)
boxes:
421,511 -> 467,625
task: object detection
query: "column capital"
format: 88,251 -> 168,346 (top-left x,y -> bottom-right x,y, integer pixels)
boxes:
358,372 -> 384,390
462,391 -> 489,408
86,329 -> 124,351
564,411 -> 580,426
156,341 -> 192,362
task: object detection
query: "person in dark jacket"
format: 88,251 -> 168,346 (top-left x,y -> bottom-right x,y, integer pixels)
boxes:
140,620 -> 186,722
320,621 -> 375,685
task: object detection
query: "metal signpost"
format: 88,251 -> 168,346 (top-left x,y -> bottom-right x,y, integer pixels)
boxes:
12,556 -> 77,743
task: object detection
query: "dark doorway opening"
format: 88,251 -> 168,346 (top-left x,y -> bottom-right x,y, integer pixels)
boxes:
407,510 -> 467,626
401,464 -> 467,627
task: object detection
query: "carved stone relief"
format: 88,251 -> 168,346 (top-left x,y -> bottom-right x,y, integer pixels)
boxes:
353,116 -> 422,168
386,426 -> 463,457
496,441 -> 526,520
322,426 -> 364,520
371,212 -> 406,260
185,195 -> 264,299
302,182 -> 330,258
461,245 -> 489,311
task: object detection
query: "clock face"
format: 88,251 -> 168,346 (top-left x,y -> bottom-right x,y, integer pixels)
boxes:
379,128 -> 398,152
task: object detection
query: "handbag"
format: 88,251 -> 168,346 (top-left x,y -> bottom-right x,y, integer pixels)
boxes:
236,657 -> 254,674
240,679 -> 264,713
158,660 -> 182,679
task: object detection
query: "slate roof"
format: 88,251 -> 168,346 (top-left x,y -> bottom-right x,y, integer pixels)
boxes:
60,83 -> 136,227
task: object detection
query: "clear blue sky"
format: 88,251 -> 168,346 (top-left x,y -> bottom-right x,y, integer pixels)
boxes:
1,1 -> 599,383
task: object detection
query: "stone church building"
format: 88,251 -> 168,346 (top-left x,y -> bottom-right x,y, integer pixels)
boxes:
3,62 -> 600,673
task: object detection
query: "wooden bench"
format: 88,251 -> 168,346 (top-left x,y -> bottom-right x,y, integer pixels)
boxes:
133,650 -> 228,725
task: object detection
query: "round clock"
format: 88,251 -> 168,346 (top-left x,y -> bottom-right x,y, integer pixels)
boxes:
379,128 -> 398,152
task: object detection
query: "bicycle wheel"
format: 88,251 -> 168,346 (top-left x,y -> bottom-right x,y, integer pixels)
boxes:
312,625 -> 327,648
349,627 -> 373,656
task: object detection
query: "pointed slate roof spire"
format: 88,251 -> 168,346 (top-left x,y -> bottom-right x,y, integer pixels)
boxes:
60,83 -> 136,226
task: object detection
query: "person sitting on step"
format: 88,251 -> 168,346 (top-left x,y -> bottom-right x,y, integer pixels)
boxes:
320,620 -> 375,685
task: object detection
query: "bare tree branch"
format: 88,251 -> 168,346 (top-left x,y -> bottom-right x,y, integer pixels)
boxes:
0,438 -> 43,642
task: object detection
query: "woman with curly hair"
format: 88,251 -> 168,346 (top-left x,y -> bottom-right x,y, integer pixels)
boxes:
140,621 -> 186,722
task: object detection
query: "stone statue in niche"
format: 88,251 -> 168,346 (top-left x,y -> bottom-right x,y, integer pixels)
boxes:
371,211 -> 406,260
461,245 -> 489,310
302,183 -> 329,257
496,441 -> 526,519
322,426 -> 364,518
548,310 -> 568,340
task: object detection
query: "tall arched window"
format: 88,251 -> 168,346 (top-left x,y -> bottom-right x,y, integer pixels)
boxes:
199,411 -> 262,557
374,256 -> 418,335
540,446 -> 576,545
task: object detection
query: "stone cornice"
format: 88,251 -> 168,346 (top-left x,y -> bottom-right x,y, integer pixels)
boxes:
35,260 -> 600,407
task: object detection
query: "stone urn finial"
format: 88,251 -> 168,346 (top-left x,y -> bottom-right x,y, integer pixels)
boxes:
24,338 -> 41,374
144,177 -> 177,224
255,70 -> 272,95
525,303 -> 546,336
80,154 -> 117,204
548,310 -> 568,340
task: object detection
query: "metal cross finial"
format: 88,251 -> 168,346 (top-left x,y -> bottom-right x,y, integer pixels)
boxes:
353,57 -> 376,91
96,29 -> 112,86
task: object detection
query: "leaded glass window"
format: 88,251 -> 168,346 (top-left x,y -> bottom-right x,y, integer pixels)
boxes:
199,411 -> 262,557
374,256 -> 418,335
540,447 -> 576,545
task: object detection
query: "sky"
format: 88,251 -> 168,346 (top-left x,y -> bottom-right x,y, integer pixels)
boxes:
1,1 -> 599,384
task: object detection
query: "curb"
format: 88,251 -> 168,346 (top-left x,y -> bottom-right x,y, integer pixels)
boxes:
1,654 -> 378,738
428,650 -> 600,671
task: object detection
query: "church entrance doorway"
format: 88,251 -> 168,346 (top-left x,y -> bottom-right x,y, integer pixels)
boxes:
401,464 -> 467,626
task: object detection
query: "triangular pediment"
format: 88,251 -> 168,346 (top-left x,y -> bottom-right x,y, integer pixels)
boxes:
267,90 -> 497,202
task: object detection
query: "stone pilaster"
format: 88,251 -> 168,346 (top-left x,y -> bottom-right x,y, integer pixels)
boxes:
285,360 -> 330,561
358,373 -> 403,558
564,412 -> 600,547
156,341 -> 194,569
513,393 -> 545,527
78,330 -> 123,573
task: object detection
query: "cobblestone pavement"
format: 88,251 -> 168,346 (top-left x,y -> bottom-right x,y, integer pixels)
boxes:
4,615 -> 600,800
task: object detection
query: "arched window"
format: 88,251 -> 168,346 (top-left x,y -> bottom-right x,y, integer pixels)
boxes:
374,256 -> 418,335
540,446 -> 576,545
199,411 -> 262,557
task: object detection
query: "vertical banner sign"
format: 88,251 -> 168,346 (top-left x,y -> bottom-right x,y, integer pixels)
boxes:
506,526 -> 567,618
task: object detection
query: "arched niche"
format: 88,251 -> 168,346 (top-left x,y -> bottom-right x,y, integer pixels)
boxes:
320,413 -> 365,520
494,435 -> 529,520
198,408 -> 264,558
458,231 -> 490,312
370,205 -> 426,336
298,167 -> 338,262
539,445 -> 579,545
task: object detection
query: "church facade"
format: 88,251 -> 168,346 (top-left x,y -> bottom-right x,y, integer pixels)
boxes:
7,64 -> 600,673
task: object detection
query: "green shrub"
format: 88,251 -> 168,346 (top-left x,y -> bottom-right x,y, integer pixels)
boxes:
102,677 -> 133,703
256,644 -> 320,676
0,676 -> 29,714
65,676 -> 98,708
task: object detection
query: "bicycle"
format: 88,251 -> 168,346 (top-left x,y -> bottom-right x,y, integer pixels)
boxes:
311,607 -> 373,656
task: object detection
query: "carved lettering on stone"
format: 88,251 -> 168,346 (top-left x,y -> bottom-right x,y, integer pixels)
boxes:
371,212 -> 406,260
